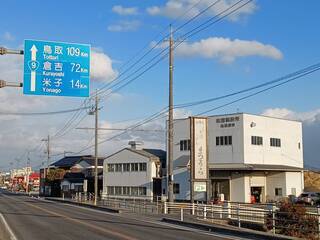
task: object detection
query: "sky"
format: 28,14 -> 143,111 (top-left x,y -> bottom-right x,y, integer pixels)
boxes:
0,0 -> 319,170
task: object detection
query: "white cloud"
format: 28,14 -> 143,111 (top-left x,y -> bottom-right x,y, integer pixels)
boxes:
112,5 -> 139,15
0,45 -> 118,170
3,32 -> 14,41
262,108 -> 320,169
147,0 -> 257,21
156,37 -> 283,63
107,20 -> 141,32
91,48 -> 118,82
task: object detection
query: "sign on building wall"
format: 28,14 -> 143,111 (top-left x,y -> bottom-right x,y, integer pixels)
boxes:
194,182 -> 207,192
192,117 -> 208,180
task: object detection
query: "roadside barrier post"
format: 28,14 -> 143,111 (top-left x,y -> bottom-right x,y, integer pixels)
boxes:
204,206 -> 207,220
180,208 -> 184,221
272,205 -> 276,234
164,201 -> 168,214
237,203 -> 241,228
192,203 -> 195,215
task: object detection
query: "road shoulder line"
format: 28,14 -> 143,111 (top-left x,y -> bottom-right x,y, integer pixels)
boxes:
0,213 -> 17,240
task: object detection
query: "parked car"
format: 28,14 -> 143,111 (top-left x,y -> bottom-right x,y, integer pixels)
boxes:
296,192 -> 320,206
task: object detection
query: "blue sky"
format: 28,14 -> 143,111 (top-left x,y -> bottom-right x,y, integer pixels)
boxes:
0,0 -> 320,169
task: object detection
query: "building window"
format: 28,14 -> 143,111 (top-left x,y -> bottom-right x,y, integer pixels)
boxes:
131,187 -> 139,196
139,163 -> 147,172
275,188 -> 282,196
139,187 -> 147,196
216,136 -> 232,146
270,138 -> 281,147
251,136 -> 263,145
123,186 -> 130,195
62,185 -> 69,191
115,186 -> 122,195
298,142 -> 301,149
107,186 -> 115,195
108,164 -> 115,172
123,163 -> 130,172
173,183 -> 180,194
180,140 -> 191,151
130,163 -> 139,172
115,164 -> 122,172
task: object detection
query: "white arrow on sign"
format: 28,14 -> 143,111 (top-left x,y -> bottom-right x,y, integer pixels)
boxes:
30,45 -> 38,92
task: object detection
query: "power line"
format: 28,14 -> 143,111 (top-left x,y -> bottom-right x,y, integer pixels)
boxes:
175,62 -> 320,109
0,106 -> 90,116
196,65 -> 320,116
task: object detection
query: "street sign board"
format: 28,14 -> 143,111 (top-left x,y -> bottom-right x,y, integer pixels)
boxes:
23,40 -> 90,97
194,182 -> 207,192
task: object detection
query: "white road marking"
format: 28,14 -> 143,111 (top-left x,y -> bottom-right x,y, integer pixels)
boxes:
0,213 -> 18,240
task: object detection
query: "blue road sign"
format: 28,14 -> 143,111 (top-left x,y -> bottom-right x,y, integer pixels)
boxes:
23,40 -> 90,97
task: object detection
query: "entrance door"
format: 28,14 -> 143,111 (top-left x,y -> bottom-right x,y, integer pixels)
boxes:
251,187 -> 263,203
211,179 -> 230,202
153,178 -> 162,201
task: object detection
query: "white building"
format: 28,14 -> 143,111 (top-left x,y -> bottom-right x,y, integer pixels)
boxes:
171,113 -> 304,203
102,142 -> 166,201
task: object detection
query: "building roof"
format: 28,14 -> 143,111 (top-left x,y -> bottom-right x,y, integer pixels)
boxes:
209,163 -> 304,172
127,148 -> 166,162
63,172 -> 85,179
80,157 -> 105,167
50,155 -> 91,168
173,112 -> 301,123
51,155 -> 105,168
62,172 -> 85,183
105,147 -> 166,163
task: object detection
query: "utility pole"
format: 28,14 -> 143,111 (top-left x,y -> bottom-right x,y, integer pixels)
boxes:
42,135 -> 50,181
168,25 -> 174,203
26,152 -> 31,194
94,91 -> 99,206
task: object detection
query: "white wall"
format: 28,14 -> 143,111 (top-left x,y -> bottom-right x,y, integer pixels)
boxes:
285,171 -> 303,197
102,149 -> 155,198
171,118 -> 191,200
207,115 -> 244,164
243,114 -> 303,168
266,172 -> 286,201
173,167 -> 190,200
230,173 -> 246,202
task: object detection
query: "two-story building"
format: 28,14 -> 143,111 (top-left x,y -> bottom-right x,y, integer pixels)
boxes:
171,113 -> 304,203
102,141 -> 166,201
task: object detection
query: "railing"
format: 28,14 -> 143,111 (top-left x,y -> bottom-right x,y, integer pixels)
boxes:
100,196 -> 163,214
164,202 -> 320,238
68,194 -> 320,239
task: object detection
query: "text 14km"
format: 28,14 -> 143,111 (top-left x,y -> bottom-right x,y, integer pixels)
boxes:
70,79 -> 88,89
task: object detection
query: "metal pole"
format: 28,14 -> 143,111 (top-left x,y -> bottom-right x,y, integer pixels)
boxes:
46,135 -> 50,177
94,90 -> 99,206
168,24 -> 174,203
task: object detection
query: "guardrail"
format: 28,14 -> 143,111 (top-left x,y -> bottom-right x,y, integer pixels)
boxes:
164,202 -> 320,238
69,194 -> 320,239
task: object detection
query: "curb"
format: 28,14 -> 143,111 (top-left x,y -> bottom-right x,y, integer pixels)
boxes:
44,198 -> 121,214
162,218 -> 297,240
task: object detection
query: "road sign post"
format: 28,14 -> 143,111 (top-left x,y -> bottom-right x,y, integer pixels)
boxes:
23,40 -> 90,97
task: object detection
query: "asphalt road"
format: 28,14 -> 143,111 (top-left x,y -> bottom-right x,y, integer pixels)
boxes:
0,191 -> 236,240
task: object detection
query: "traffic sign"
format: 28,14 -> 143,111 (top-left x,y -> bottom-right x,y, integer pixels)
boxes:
23,40 -> 90,97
